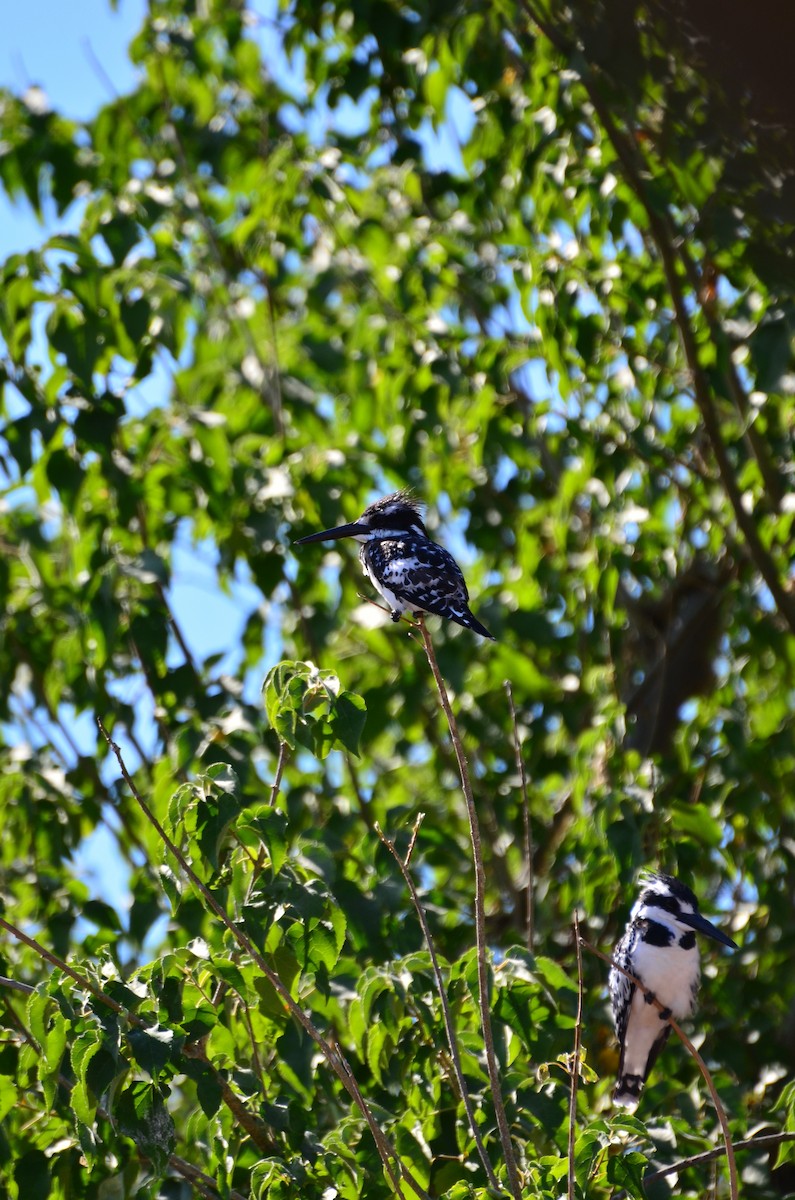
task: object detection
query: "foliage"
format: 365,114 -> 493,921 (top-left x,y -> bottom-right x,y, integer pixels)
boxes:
0,1 -> 794,1197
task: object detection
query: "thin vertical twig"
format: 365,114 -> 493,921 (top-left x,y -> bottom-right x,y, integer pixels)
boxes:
505,682 -> 534,951
269,740 -> 289,807
581,938 -> 738,1200
377,818 -> 507,1196
567,913 -> 584,1200
245,740 -> 290,904
417,619 -> 523,1200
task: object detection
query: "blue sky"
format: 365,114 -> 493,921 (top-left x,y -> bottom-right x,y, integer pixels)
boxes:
0,1 -> 549,922
0,0 -> 146,257
1,1 -> 258,920
2,0 -> 273,675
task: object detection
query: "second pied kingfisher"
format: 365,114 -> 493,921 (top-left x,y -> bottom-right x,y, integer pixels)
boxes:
609,871 -> 737,1110
295,491 -> 495,639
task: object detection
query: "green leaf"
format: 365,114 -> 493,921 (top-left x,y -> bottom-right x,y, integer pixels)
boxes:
535,956 -> 579,994
128,1025 -> 176,1078
116,1081 -> 176,1173
330,690 -> 367,756
70,1027 -> 104,1126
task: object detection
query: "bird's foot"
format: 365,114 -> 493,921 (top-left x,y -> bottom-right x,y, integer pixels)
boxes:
390,610 -> 401,623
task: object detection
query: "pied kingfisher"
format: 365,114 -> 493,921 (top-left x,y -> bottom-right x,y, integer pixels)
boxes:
295,491 -> 495,639
609,871 -> 737,1110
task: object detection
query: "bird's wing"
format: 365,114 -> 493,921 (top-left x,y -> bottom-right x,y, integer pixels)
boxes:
609,957 -> 635,1054
380,544 -> 471,615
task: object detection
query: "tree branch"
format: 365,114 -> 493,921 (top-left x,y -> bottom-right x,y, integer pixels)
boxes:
522,3 -> 795,636
505,682 -> 534,951
644,1130 -> 795,1185
417,619 -> 523,1200
567,913 -> 585,1200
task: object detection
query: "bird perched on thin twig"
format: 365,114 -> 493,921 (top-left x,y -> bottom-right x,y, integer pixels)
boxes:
295,491 -> 495,639
609,871 -> 737,1110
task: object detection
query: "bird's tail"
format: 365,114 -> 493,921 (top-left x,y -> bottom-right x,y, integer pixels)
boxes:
459,609 -> 496,640
612,1074 -> 643,1111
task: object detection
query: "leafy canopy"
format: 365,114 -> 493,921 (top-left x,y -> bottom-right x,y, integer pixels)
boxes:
0,1 -> 794,1198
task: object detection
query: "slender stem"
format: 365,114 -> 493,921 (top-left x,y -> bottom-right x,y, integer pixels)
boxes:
269,740 -> 289,807
417,619 -> 523,1200
404,815 -> 422,868
346,754 -> 377,833
97,717 -> 427,1200
581,938 -> 738,1200
643,1131 -> 795,1185
505,682 -> 534,951
377,819 -> 506,1196
0,915 -> 127,1017
0,975 -> 33,995
567,914 -> 584,1200
246,741 -> 290,902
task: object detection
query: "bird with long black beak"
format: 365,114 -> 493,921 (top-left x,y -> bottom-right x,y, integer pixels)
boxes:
295,491 -> 495,639
609,871 -> 738,1110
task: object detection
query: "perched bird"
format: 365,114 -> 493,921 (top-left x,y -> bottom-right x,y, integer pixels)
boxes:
295,491 -> 495,639
609,871 -> 737,1110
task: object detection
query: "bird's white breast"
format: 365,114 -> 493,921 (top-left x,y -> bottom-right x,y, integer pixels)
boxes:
632,934 -> 700,1018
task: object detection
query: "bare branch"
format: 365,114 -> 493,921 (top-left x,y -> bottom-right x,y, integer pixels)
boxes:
644,1130 -> 795,1185
417,618 -> 523,1200
567,913 -> 585,1200
0,975 -> 33,995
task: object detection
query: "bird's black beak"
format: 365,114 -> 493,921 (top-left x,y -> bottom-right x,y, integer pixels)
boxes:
294,521 -> 369,545
679,910 -> 738,950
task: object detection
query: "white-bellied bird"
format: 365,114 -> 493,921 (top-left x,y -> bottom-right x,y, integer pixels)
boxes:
609,871 -> 737,1110
295,491 -> 495,639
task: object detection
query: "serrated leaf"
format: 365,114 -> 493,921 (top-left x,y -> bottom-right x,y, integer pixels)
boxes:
307,921 -> 338,972
71,1028 -> 104,1126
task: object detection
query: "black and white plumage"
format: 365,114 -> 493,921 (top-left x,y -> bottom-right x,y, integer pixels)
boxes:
295,491 -> 495,639
609,871 -> 737,1110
